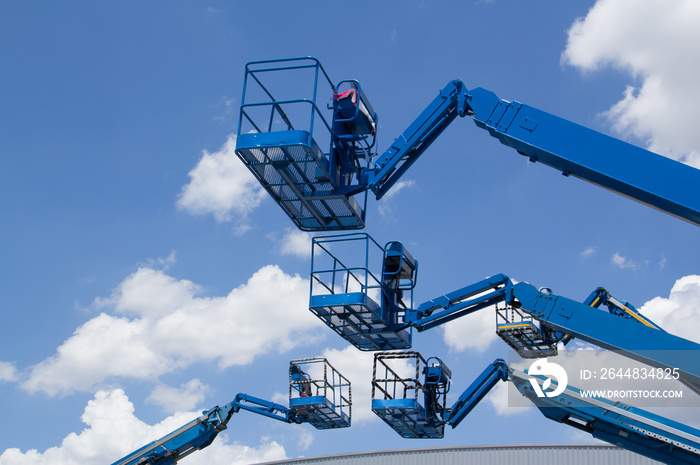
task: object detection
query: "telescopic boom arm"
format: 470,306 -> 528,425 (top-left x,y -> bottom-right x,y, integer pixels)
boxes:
110,394 -> 298,465
111,358 -> 351,465
404,274 -> 700,389
235,58 -> 700,230
365,80 -> 700,226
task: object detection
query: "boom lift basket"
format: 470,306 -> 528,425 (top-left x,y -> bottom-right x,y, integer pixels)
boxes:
235,58 -> 372,231
289,358 -> 351,429
309,233 -> 413,351
496,304 -> 558,358
371,352 -> 445,438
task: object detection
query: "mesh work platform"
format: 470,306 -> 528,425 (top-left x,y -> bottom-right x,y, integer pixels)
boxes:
309,292 -> 412,351
371,398 -> 444,439
496,306 -> 557,358
236,131 -> 365,231
289,396 -> 351,429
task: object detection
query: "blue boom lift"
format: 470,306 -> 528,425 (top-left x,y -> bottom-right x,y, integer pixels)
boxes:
235,57 -> 700,230
233,58 -> 700,463
110,358 -> 350,465
371,351 -> 700,464
310,235 -> 700,464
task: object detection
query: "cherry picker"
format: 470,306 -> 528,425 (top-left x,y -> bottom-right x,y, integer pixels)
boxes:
309,232 -> 700,464
110,358 -> 350,465
233,57 -> 700,464
235,57 -> 700,231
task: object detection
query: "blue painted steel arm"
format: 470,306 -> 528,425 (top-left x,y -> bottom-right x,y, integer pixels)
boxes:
110,394 -> 297,465
405,274 -> 700,390
511,369 -> 700,465
584,287 -> 664,331
510,282 -> 700,391
365,80 -> 700,226
466,86 -> 700,227
364,80 -> 470,199
110,403 -> 236,465
405,273 -> 512,331
232,393 -> 300,424
443,359 -> 509,428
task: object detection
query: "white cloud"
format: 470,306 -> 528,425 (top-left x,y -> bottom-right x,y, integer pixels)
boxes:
191,436 -> 287,465
376,180 -> 415,220
177,135 -> 268,228
562,0 -> 700,166
296,430 -> 315,451
99,266 -> 202,318
320,347 -> 376,423
640,275 -> 700,344
147,379 -> 212,413
381,180 -> 415,201
658,253 -> 667,270
140,250 -> 177,271
22,265 -> 324,396
0,361 -> 19,383
442,305 -> 499,352
22,314 -> 172,396
213,96 -> 236,123
611,252 -> 638,270
0,389 -> 287,465
485,379 -> 531,416
279,228 -> 313,259
580,246 -> 596,258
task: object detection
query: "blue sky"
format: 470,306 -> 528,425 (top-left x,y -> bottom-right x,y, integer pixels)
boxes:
2,1 -> 700,463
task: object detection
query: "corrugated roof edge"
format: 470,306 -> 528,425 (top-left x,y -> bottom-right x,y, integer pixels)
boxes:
260,444 -> 626,465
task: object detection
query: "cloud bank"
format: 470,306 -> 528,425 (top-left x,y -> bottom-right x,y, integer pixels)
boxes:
563,0 -> 700,166
640,275 -> 700,344
21,264 -> 323,397
177,135 -> 267,229
0,389 -> 287,465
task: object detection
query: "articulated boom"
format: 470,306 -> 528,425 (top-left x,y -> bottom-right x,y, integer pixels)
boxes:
236,57 -> 700,231
369,350 -> 700,465
510,368 -> 700,465
442,359 -> 508,429
230,57 -> 700,464
111,359 -> 350,465
310,232 -> 700,464
370,351 -> 700,464
311,234 -> 700,386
